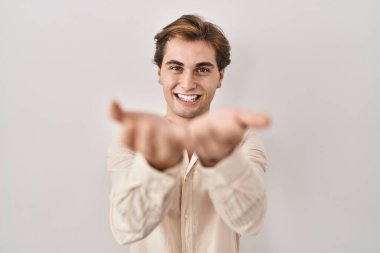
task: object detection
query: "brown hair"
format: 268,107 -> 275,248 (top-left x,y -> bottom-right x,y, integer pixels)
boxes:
153,14 -> 231,70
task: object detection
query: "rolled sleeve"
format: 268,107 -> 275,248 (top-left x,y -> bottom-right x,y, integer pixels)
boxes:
198,148 -> 254,189
107,135 -> 185,244
197,130 -> 268,235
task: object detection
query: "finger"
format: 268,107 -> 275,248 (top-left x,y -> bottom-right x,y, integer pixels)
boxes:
110,100 -> 137,124
236,109 -> 271,129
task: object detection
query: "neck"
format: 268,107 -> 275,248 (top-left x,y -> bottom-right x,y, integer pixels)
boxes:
164,109 -> 209,126
164,113 -> 192,126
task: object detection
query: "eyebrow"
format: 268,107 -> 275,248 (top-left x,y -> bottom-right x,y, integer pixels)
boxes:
165,60 -> 184,66
196,62 -> 215,68
165,60 -> 215,68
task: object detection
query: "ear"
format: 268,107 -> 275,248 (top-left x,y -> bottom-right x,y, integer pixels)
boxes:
217,69 -> 225,88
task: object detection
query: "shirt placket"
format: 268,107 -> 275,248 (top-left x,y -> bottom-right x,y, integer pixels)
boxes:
181,165 -> 194,253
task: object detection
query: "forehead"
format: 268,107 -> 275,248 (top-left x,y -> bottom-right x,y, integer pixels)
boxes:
163,37 -> 217,66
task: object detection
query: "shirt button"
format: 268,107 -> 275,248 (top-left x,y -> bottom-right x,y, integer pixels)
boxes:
184,214 -> 188,220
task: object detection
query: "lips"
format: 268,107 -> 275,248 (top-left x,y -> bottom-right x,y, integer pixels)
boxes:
174,93 -> 201,103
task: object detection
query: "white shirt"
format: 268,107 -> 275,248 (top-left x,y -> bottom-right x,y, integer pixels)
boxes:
107,130 -> 267,253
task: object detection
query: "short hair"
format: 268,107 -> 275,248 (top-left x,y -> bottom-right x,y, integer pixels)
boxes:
153,14 -> 231,70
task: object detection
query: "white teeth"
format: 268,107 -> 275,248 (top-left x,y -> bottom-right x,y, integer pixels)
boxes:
177,94 -> 200,102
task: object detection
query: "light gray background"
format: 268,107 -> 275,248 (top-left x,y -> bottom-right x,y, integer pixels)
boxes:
1,0 -> 379,252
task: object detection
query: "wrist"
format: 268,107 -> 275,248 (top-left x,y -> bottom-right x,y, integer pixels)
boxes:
199,157 -> 220,168
147,155 -> 183,171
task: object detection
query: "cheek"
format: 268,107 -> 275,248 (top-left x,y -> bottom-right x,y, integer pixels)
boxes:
160,77 -> 176,96
159,72 -> 177,86
203,78 -> 220,92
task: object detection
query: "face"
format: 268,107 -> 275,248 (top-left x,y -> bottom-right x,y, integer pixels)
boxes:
158,37 -> 224,123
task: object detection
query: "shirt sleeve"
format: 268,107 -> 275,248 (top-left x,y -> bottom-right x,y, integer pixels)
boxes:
197,130 -> 268,235
107,133 -> 184,245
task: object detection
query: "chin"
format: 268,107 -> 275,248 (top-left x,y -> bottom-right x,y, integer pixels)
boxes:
175,111 -> 198,119
174,108 -> 206,119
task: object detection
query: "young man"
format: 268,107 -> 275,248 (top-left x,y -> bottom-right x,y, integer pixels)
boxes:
107,15 -> 271,253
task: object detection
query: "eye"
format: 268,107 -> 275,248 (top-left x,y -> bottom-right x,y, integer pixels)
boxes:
169,65 -> 183,72
196,67 -> 210,74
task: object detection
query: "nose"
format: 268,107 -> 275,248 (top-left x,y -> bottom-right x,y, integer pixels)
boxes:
180,70 -> 196,91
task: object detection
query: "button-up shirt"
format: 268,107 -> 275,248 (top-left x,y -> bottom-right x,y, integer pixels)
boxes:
107,130 -> 267,253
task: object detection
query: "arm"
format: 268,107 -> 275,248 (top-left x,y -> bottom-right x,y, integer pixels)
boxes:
198,130 -> 267,235
107,134 -> 184,244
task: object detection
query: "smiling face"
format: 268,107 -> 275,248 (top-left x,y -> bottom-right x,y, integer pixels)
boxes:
158,37 -> 224,124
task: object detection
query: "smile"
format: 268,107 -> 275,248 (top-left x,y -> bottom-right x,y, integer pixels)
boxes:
175,93 -> 201,103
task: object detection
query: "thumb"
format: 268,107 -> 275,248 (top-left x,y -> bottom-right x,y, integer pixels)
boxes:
109,100 -> 124,123
236,109 -> 272,129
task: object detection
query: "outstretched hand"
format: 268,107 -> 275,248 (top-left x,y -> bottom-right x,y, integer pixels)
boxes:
110,101 -> 271,170
187,109 -> 271,167
110,101 -> 186,170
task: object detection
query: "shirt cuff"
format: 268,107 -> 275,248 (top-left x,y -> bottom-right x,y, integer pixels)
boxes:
197,148 -> 252,189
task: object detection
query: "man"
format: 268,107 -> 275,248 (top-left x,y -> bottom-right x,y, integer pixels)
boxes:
107,14 -> 271,253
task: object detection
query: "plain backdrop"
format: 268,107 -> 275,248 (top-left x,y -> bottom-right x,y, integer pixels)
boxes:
1,0 -> 379,252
